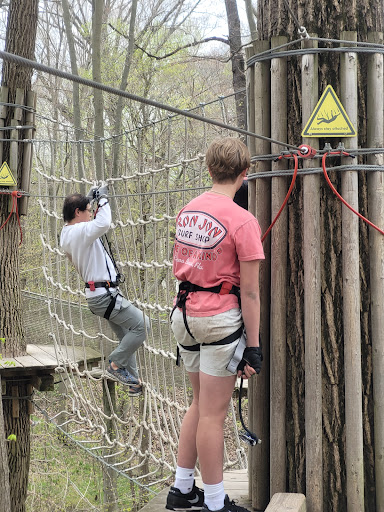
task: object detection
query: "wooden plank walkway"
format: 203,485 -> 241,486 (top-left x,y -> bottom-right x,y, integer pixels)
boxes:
139,470 -> 251,512
0,344 -> 101,378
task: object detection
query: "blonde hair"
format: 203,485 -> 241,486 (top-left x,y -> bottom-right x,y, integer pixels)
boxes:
205,137 -> 250,183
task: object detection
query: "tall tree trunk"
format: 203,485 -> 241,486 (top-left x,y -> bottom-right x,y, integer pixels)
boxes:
254,1 -> 382,510
62,0 -> 85,192
0,376 -> 11,512
1,0 -> 38,356
1,2 -> 38,511
112,0 -> 138,179
92,0 -> 105,180
224,0 -> 246,129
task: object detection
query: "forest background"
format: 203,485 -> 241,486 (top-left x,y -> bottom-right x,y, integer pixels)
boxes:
0,0 -> 252,511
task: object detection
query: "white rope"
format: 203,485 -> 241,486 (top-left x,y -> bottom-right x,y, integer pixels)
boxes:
28,95 -> 247,494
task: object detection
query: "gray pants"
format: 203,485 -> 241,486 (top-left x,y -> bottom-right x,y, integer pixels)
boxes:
87,290 -> 148,378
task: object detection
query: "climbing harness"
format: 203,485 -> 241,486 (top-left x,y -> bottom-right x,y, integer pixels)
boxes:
86,200 -> 125,320
170,280 -> 242,366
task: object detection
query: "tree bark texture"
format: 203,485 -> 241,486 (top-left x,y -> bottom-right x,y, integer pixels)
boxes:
2,380 -> 31,512
0,377 -> 11,512
224,0 -> 246,130
255,1 -> 380,510
1,0 -> 38,355
92,0 -> 105,180
1,2 -> 38,511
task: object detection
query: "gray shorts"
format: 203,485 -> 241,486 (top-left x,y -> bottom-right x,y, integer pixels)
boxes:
171,308 -> 243,377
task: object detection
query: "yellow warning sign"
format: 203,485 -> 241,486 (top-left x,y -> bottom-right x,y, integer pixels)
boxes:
0,162 -> 17,186
302,85 -> 356,138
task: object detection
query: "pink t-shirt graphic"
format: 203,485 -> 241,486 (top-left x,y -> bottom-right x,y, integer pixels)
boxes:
173,191 -> 265,317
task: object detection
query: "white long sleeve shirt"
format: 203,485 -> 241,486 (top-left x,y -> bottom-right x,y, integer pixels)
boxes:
60,199 -> 117,298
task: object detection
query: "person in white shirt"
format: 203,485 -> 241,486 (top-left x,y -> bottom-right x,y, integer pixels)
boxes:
60,184 -> 148,394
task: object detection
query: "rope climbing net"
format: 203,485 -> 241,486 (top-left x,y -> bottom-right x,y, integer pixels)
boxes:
21,92 -> 248,496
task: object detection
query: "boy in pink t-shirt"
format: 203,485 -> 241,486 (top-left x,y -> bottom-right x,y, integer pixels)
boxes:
166,138 -> 264,512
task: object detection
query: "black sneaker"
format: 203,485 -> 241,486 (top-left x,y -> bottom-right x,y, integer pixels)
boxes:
202,495 -> 251,512
166,481 -> 204,510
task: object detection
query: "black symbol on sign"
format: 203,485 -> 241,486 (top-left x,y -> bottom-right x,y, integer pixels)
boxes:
317,110 -> 340,124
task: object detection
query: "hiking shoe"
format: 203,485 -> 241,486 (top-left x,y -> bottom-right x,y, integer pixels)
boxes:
123,369 -> 143,396
166,481 -> 204,510
107,365 -> 138,385
123,368 -> 140,385
127,382 -> 143,396
202,495 -> 251,512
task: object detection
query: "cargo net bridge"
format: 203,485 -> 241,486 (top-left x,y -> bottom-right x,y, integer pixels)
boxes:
19,87 -> 249,504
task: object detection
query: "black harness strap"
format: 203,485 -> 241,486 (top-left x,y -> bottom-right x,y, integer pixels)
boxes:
171,280 -> 240,338
176,325 -> 244,366
85,281 -> 119,289
171,281 -> 241,366
104,294 -> 117,320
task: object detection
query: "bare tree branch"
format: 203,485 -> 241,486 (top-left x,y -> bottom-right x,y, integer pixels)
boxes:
108,23 -> 230,60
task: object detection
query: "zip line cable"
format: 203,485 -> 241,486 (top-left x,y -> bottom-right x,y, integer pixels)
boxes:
0,50 -> 299,151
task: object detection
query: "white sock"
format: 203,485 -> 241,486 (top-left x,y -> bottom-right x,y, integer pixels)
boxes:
174,466 -> 195,494
203,481 -> 226,511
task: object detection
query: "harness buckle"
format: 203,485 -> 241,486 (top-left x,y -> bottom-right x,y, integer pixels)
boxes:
219,282 -> 233,295
88,281 -> 96,292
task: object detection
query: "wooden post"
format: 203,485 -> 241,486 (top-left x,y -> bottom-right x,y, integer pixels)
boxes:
367,31 -> 384,512
246,45 -> 256,159
269,35 -> 288,498
20,91 -> 36,215
248,39 -> 271,511
301,37 -> 322,512
340,31 -> 364,512
103,380 -> 118,512
0,87 -> 8,165
8,89 -> 24,211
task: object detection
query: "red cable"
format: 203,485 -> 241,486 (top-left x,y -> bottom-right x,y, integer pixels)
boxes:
322,152 -> 384,236
261,153 -> 298,243
0,190 -> 23,245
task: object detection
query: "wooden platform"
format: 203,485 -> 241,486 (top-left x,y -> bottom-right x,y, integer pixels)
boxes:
0,344 -> 101,379
139,469 -> 251,512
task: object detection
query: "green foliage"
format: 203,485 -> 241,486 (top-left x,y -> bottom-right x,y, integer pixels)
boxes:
28,416 -> 152,512
7,434 -> 17,442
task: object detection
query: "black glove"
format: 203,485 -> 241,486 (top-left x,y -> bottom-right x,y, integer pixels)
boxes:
95,182 -> 109,201
86,185 -> 99,200
237,346 -> 263,375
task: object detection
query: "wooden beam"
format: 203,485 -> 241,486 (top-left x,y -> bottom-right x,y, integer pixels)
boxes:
249,38 -> 271,512
269,35 -> 288,497
301,35 -> 322,512
340,31 -> 364,512
367,31 -> 384,512
265,493 -> 306,512
11,386 -> 19,418
20,90 -> 37,215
